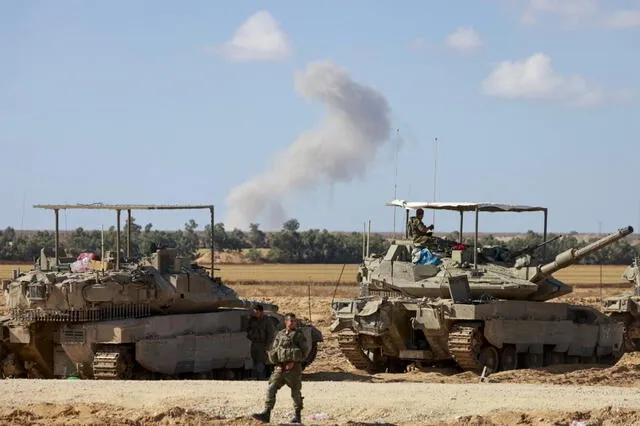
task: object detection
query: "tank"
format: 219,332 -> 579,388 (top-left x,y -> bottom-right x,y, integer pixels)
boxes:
0,203 -> 322,379
331,200 -> 631,374
602,257 -> 640,351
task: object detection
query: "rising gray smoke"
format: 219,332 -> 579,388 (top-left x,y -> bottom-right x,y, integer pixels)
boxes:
224,60 -> 391,229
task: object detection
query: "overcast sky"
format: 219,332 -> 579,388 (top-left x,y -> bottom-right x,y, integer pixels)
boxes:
1,1 -> 639,235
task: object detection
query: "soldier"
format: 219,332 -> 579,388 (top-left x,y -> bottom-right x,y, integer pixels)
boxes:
252,313 -> 308,424
408,208 -> 435,248
246,304 -> 276,380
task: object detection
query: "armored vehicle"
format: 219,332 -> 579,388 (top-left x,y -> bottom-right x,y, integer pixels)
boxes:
602,257 -> 640,351
0,203 -> 322,379
331,200 -> 632,374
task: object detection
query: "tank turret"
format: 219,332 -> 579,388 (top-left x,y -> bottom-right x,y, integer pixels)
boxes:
361,225 -> 633,303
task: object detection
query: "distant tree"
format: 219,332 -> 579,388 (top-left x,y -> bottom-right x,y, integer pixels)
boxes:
248,223 -> 267,248
283,218 -> 300,232
178,219 -> 199,258
245,248 -> 263,262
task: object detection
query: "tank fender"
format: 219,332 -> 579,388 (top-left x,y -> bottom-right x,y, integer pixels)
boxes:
356,299 -> 384,317
412,306 -> 446,336
329,318 -> 352,333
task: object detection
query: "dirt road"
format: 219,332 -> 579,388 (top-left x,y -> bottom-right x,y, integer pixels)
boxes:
1,379 -> 640,425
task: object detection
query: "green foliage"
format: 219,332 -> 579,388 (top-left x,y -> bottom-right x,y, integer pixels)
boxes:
245,248 -> 263,262
1,220 -> 637,265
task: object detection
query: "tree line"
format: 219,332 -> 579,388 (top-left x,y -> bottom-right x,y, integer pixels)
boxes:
0,219 -> 636,265
452,230 -> 637,265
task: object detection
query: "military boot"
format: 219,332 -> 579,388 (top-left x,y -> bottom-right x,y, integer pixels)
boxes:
251,408 -> 271,423
290,408 -> 301,423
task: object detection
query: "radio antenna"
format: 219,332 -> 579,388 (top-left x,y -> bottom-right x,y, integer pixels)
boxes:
432,137 -> 438,225
392,128 -> 400,237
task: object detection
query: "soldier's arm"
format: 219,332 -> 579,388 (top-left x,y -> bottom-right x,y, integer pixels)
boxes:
417,221 -> 434,234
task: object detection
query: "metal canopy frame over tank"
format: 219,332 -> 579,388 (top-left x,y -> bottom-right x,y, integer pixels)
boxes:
386,200 -> 549,270
33,203 -> 215,276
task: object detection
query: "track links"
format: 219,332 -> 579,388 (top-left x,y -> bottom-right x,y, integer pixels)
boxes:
93,347 -> 131,380
337,331 -> 376,371
447,323 -> 483,372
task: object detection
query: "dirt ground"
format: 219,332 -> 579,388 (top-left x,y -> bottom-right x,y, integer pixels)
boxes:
1,380 -> 640,425
2,282 -> 640,424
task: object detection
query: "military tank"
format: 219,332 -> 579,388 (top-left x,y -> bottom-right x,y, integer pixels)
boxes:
0,203 -> 322,379
602,257 -> 640,351
331,200 -> 632,374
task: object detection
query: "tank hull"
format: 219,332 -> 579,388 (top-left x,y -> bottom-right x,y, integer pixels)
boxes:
331,295 -> 624,373
0,310 -> 320,379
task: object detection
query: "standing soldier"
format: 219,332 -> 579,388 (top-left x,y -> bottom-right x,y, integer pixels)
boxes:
252,313 -> 308,424
246,304 -> 276,380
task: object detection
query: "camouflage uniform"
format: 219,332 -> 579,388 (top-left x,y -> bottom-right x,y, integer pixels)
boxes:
246,316 -> 275,379
264,328 -> 308,417
408,216 -> 433,248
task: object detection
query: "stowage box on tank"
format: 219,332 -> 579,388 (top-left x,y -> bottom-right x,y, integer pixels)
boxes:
0,203 -> 322,379
331,200 -> 631,373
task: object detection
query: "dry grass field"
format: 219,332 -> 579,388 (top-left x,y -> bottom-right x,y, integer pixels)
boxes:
0,262 -> 631,287
216,263 -> 630,286
0,263 -> 32,280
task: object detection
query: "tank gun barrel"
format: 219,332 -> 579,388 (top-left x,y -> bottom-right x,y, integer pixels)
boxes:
531,226 -> 633,283
512,234 -> 562,258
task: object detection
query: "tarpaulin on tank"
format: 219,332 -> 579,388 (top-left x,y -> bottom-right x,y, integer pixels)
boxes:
411,248 -> 441,266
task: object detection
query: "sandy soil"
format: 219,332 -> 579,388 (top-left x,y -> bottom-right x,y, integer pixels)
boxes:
0,380 -> 640,425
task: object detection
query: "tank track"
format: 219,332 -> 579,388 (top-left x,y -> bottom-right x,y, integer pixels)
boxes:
447,323 -> 482,372
337,331 -> 378,372
92,347 -> 132,380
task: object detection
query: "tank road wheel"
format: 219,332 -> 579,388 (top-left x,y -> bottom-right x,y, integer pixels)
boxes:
523,353 -> 543,369
93,346 -> 134,380
499,345 -> 518,371
478,346 -> 500,374
544,351 -> 565,366
565,355 -> 581,364
302,340 -> 318,370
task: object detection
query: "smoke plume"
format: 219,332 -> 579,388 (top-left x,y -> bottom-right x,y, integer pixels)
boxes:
224,60 -> 391,229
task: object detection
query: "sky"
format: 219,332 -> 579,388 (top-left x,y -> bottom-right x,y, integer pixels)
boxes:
1,0 -> 639,235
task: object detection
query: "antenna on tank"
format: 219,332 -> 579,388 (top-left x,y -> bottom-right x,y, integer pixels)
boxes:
392,128 -> 400,237
19,190 -> 27,241
599,221 -> 603,304
432,137 -> 438,225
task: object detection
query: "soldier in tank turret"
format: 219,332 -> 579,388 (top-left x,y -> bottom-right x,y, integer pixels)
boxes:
246,304 -> 276,380
408,208 -> 435,248
252,313 -> 308,424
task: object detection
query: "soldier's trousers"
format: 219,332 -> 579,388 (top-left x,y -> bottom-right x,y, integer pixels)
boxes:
251,343 -> 269,380
264,363 -> 303,411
